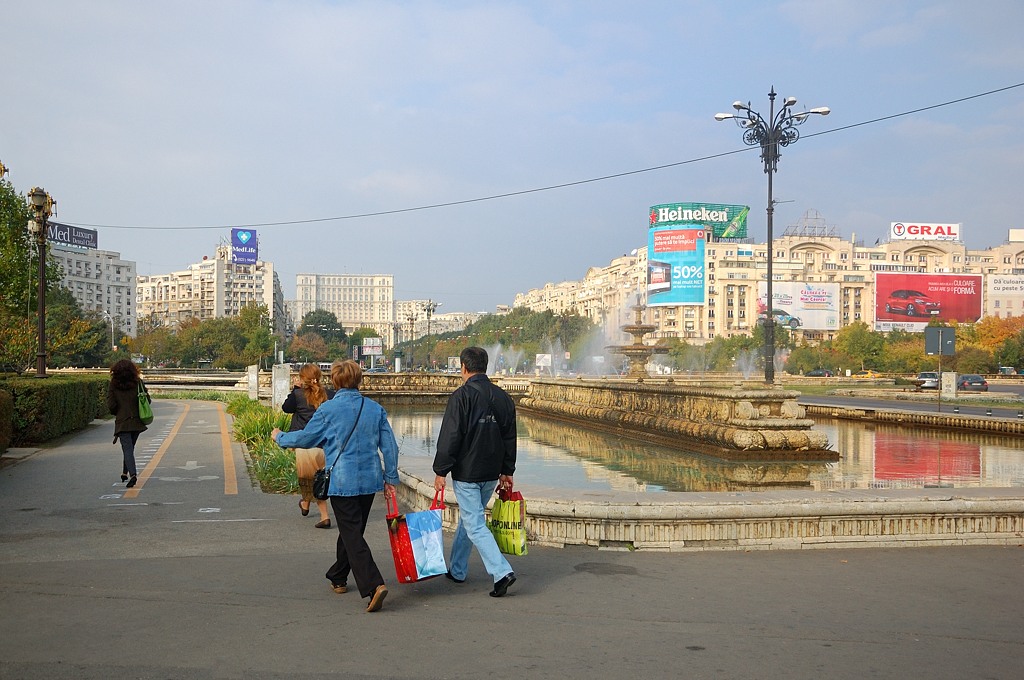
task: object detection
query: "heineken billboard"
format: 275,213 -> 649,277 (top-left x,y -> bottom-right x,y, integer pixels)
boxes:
648,202 -> 749,238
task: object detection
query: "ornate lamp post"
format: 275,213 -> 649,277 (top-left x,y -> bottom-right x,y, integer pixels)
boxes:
716,88 -> 829,383
26,187 -> 56,378
422,300 -> 440,370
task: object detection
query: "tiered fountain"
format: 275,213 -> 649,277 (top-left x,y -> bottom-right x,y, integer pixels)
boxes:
518,298 -> 833,460
605,299 -> 669,378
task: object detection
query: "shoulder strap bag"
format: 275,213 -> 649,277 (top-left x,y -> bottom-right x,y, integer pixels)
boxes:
312,397 -> 364,500
137,381 -> 154,425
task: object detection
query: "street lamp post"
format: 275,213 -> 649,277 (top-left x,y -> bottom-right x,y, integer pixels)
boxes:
26,187 -> 55,378
422,300 -> 440,370
716,88 -> 829,383
102,311 -> 116,350
391,321 -> 403,370
405,313 -> 417,369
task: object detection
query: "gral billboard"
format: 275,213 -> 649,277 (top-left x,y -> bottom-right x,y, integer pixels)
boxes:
231,228 -> 258,264
874,273 -> 982,331
756,281 -> 839,331
647,224 -> 706,307
889,222 -> 961,242
649,202 -> 749,238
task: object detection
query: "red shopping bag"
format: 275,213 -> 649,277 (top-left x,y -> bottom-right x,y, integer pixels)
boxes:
386,490 -> 446,584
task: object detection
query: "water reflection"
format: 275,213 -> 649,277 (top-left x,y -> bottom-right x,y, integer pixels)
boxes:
386,407 -> 1024,493
814,419 -> 1024,489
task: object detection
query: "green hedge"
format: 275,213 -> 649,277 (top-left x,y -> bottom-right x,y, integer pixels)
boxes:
0,388 -> 12,453
0,374 -> 110,446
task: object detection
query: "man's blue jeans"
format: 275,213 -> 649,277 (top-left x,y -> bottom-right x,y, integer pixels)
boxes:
449,480 -> 513,583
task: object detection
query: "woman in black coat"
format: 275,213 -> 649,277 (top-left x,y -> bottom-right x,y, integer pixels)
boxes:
282,363 -> 336,528
106,359 -> 150,488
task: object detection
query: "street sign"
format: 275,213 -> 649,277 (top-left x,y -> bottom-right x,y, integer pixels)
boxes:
924,327 -> 955,356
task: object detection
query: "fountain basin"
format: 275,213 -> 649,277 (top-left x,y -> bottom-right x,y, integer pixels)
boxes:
519,377 -> 835,460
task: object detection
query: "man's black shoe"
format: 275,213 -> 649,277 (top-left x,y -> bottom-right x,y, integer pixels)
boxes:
445,571 -> 465,583
489,572 -> 516,597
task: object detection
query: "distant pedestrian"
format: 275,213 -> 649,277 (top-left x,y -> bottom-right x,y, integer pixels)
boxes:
281,363 -> 336,529
433,346 -> 518,597
106,359 -> 150,488
272,360 -> 398,613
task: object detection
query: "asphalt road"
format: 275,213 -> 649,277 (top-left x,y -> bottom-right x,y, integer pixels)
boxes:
1,399 -> 1023,680
797,385 -> 1024,419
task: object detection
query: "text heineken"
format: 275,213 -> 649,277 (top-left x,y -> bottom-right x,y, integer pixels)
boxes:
656,206 -> 729,224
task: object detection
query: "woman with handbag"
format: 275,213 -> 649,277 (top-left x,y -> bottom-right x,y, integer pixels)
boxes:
106,359 -> 150,488
281,363 -> 335,529
272,360 -> 399,613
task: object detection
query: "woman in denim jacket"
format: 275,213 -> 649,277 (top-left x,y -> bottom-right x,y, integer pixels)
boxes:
273,360 -> 398,613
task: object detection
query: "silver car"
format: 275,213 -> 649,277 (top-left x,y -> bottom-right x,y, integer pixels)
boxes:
916,371 -> 939,389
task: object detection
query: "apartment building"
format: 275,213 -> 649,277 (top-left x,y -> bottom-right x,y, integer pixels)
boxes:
136,245 -> 285,333
514,215 -> 1024,344
51,244 -> 137,338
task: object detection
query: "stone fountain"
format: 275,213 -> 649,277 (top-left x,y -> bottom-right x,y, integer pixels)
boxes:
606,299 -> 669,378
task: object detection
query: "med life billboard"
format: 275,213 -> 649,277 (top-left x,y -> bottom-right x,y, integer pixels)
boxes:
874,273 -> 982,331
756,281 -> 839,331
647,225 -> 706,306
231,228 -> 258,264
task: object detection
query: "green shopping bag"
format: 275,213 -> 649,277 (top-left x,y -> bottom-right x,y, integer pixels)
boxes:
137,382 -> 154,425
488,485 -> 527,556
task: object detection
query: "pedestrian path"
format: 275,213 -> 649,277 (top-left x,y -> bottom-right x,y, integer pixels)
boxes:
1,400 -> 1023,679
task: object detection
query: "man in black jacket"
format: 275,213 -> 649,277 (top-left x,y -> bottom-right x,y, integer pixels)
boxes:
433,346 -> 517,597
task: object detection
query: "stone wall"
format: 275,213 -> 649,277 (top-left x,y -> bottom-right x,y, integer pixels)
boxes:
396,461 -> 1024,552
520,378 -> 832,459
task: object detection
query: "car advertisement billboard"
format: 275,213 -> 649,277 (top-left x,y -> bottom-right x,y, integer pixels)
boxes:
646,225 -> 706,307
874,273 -> 982,331
756,281 -> 839,331
649,202 -> 749,238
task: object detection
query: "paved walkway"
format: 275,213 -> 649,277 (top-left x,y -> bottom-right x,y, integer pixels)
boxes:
1,400 -> 1022,679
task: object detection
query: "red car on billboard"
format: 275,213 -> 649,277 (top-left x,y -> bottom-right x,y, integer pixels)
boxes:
875,273 -> 982,326
884,289 -> 941,317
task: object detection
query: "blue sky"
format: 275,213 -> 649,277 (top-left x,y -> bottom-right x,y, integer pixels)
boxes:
2,1 -> 1023,313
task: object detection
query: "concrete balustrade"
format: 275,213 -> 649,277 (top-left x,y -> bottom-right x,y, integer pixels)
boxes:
397,458 -> 1024,552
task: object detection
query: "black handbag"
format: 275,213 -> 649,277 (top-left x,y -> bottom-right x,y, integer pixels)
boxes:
312,398 -> 364,500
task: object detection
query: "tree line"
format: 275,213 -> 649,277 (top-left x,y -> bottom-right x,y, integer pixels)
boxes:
6,174 -> 1024,375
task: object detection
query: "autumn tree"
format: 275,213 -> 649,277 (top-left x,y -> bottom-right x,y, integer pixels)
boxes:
288,332 -> 330,363
974,315 -> 1024,353
832,322 -> 884,370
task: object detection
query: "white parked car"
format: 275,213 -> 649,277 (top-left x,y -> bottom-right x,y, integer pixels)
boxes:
915,371 -> 939,389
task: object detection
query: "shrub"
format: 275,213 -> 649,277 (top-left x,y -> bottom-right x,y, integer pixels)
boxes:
0,388 -> 12,454
0,374 -> 109,445
227,395 -> 295,493
156,390 -> 230,402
